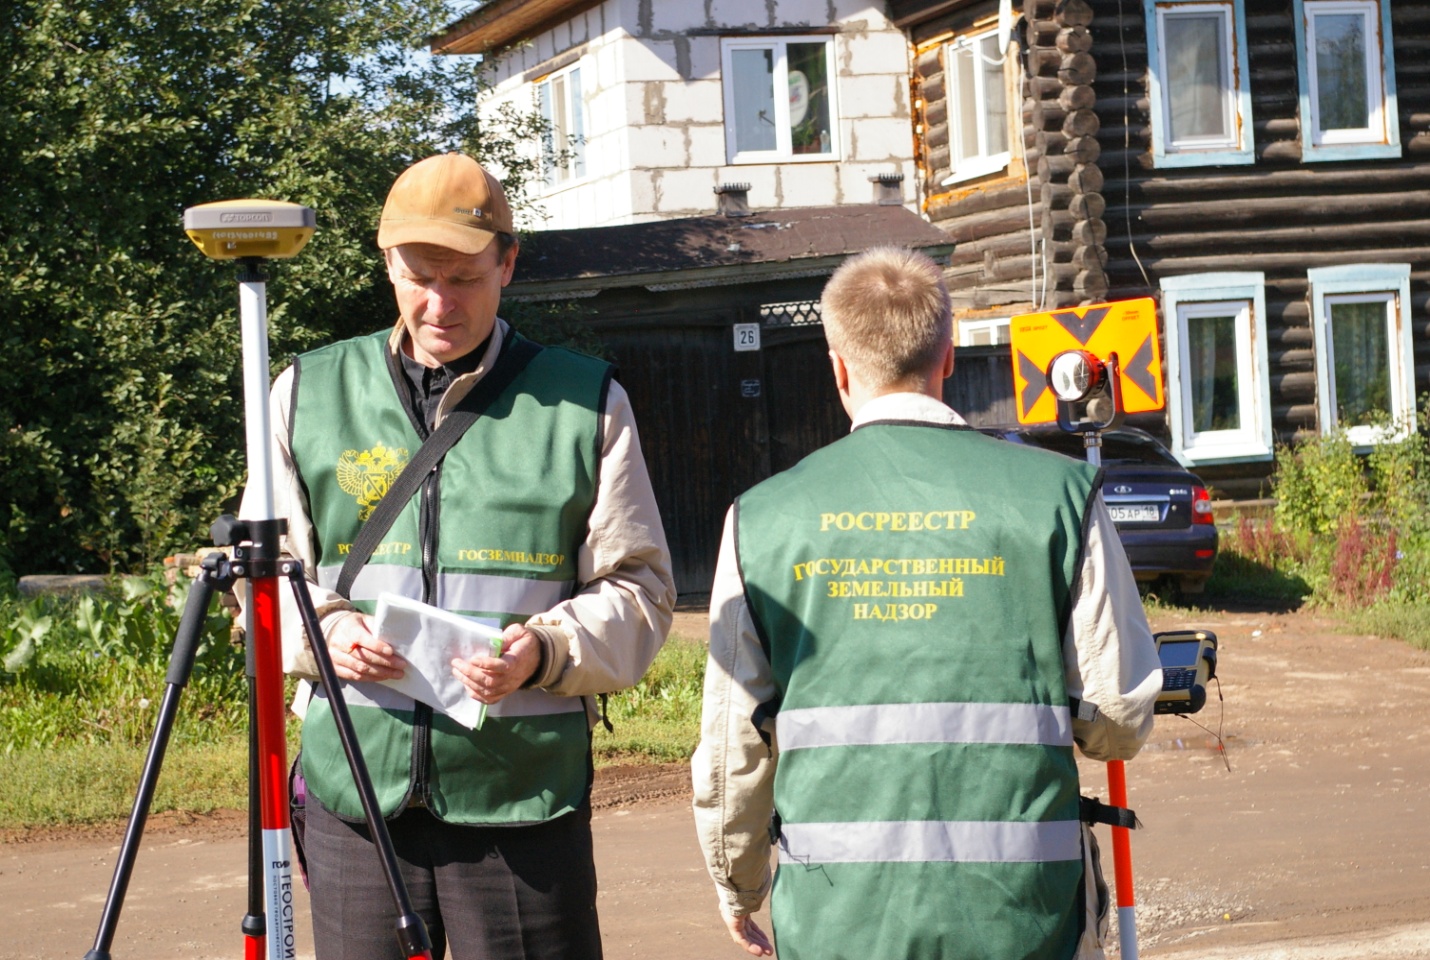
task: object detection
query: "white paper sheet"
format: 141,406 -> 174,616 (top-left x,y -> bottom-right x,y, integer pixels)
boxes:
372,593 -> 502,730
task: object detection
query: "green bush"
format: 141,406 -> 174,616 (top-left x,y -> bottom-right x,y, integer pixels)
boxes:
0,573 -> 243,752
1247,400 -> 1430,645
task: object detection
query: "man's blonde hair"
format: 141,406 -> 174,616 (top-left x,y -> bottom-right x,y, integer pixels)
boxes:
820,247 -> 952,389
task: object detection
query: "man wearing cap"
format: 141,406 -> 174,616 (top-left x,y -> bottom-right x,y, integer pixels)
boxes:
247,153 -> 675,960
691,248 -> 1159,959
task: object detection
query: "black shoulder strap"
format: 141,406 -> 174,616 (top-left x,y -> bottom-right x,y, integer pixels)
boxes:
335,334 -> 544,599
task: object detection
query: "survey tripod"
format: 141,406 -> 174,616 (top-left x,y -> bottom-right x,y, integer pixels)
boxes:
83,201 -> 433,960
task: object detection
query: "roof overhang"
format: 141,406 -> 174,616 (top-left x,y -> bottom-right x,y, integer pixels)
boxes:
432,0 -> 603,56
504,205 -> 957,303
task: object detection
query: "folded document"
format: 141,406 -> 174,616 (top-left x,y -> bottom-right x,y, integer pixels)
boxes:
372,593 -> 503,730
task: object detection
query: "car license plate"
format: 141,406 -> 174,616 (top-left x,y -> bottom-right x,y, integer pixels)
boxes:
1108,504 -> 1160,523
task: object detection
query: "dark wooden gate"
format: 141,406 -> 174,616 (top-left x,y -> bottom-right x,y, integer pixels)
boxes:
597,313 -> 847,595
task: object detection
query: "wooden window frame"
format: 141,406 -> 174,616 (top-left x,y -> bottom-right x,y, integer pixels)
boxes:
1308,263 -> 1415,448
1145,0 -> 1254,168
720,35 -> 841,165
1293,0 -> 1401,162
1161,272 -> 1273,465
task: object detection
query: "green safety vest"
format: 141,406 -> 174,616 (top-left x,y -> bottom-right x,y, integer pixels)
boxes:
736,421 -> 1101,960
289,328 -> 610,825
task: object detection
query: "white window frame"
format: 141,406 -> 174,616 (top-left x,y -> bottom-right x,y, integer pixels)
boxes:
1161,272 -> 1273,465
958,316 -> 1010,346
938,27 -> 1012,186
537,62 -> 587,190
1293,0 -> 1400,161
1144,0 -> 1253,168
1308,264 -> 1415,447
720,36 -> 840,165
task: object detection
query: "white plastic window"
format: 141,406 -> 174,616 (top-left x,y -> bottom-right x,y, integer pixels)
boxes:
721,37 -> 838,164
1161,273 -> 1273,464
1309,264 -> 1415,446
1294,0 -> 1400,160
538,64 -> 586,188
1145,0 -> 1254,167
940,28 -> 1010,185
958,317 -> 1011,346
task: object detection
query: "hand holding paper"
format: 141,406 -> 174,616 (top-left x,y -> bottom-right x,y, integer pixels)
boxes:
450,624 -> 543,707
372,593 -> 504,730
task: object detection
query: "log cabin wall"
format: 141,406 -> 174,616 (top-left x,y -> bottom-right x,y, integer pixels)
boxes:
1090,0 -> 1430,494
911,3 -> 1045,322
900,0 -> 1430,490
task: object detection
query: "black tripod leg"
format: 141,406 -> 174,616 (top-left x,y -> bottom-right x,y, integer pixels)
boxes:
283,564 -> 432,959
83,574 -> 217,960
241,632 -> 266,952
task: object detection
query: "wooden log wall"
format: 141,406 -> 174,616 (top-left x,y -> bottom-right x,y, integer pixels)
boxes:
1026,0 -> 1110,307
914,10 -> 1044,316
1091,0 -> 1430,490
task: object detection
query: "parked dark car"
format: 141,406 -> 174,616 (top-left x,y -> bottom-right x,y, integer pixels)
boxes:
979,426 -> 1218,594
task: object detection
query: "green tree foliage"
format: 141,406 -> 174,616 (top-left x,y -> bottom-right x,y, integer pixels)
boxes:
1,0 -> 544,574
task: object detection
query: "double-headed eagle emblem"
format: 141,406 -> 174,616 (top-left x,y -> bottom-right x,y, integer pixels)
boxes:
336,444 -> 410,521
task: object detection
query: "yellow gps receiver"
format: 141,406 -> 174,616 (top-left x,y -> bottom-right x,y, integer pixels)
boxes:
183,199 -> 316,260
1153,630 -> 1217,715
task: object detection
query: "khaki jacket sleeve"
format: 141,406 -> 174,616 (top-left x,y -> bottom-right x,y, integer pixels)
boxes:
234,365 -> 356,684
522,379 -> 676,695
1064,498 -> 1162,761
691,509 -> 778,918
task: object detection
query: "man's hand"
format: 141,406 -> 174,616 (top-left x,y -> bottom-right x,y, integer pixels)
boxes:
722,912 -> 773,957
328,612 -> 406,683
451,623 -> 542,704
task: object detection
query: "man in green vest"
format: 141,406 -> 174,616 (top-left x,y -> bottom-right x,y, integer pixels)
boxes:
692,247 -> 1160,960
245,153 -> 675,960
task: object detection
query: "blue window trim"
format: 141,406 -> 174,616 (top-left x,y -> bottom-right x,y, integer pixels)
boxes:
1292,0 -> 1401,163
1145,0 -> 1255,169
1160,272 -> 1274,465
1307,263 -> 1414,447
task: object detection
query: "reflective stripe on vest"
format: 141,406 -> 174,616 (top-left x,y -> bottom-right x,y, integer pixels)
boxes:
315,682 -> 584,718
778,818 -> 1082,865
316,565 -> 574,617
776,701 -> 1073,751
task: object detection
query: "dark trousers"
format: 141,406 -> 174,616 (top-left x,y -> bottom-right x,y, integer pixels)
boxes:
305,796 -> 603,960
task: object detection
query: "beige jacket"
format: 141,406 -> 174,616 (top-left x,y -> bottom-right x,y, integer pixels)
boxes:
239,318 -> 676,704
691,393 -> 1161,945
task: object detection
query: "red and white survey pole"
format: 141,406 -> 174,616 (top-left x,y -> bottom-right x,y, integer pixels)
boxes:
1047,348 -> 1141,960
236,256 -> 297,960
81,201 -> 431,960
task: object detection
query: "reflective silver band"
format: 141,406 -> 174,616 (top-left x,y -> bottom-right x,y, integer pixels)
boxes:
316,564 -> 422,601
315,566 -> 573,617
436,573 -> 574,617
314,681 -> 584,718
776,702 -> 1072,751
778,819 -> 1082,865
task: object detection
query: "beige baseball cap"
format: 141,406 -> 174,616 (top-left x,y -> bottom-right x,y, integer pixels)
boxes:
377,153 -> 514,255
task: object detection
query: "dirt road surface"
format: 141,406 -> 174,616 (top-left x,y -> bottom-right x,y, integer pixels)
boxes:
4,605 -> 1430,959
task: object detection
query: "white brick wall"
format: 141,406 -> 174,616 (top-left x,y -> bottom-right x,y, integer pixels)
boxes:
472,0 -> 918,229
778,164 -> 840,207
662,80 -> 724,125
653,167 -> 720,215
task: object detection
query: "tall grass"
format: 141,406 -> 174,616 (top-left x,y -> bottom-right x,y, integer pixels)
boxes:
0,578 -> 711,829
593,633 -> 706,766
